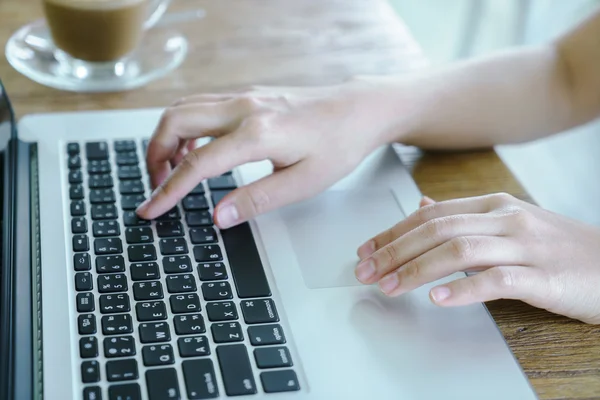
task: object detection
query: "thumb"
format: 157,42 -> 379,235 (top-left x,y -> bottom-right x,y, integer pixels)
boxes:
213,161 -> 327,229
419,195 -> 436,208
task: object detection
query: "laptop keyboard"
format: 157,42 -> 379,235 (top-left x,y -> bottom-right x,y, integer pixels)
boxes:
65,140 -> 300,399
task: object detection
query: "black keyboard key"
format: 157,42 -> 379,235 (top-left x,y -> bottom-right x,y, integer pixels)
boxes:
106,358 -> 138,382
128,244 -> 156,261
211,322 -> 243,343
130,262 -> 160,281
96,255 -> 126,273
169,293 -> 201,314
159,238 -> 188,255
146,368 -> 180,400
254,346 -> 293,368
186,211 -> 213,227
182,359 -> 219,399
70,185 -> 84,200
183,195 -> 209,211
248,324 -> 286,346
136,301 -> 167,321
133,281 -> 163,301
108,383 -> 141,400
241,299 -> 279,324
89,174 -> 114,189
142,139 -> 149,153
123,211 -> 150,226
74,253 -> 91,271
71,217 -> 88,234
216,344 -> 257,396
206,301 -> 238,322
114,140 -> 136,152
163,255 -> 192,274
104,336 -> 136,358
221,222 -> 271,298
83,386 -> 101,400
156,207 -> 181,221
116,151 -> 138,166
71,201 -> 86,217
174,313 -> 205,335
69,170 -> 83,184
139,321 -> 171,343
80,336 -> 98,358
77,292 -> 95,312
81,360 -> 100,383
207,175 -> 237,190
98,274 -> 128,293
73,235 -> 89,252
125,227 -> 153,244
119,180 -> 144,194
142,344 -> 174,366
94,238 -> 123,255
189,183 -> 205,195
197,262 -> 227,281
100,294 -> 131,314
75,272 -> 93,291
201,282 -> 232,301
156,221 -> 184,238
78,313 -> 97,335
90,189 -> 116,204
118,165 -> 142,180
190,228 -> 217,245
91,204 -> 119,220
93,220 -> 120,237
121,194 -> 146,210
67,142 -> 80,155
102,314 -> 133,335
260,370 -> 300,393
68,154 -> 82,169
88,159 -> 111,174
178,335 -> 210,357
193,245 -> 222,262
166,274 -> 196,293
86,142 -> 109,160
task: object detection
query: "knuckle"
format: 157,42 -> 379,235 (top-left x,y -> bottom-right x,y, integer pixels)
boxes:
243,114 -> 274,143
179,150 -> 202,172
489,192 -> 517,208
505,207 -> 534,232
403,258 -> 423,281
381,244 -> 400,265
245,186 -> 271,215
491,267 -> 517,291
236,95 -> 262,114
413,204 -> 436,225
423,217 -> 447,239
448,236 -> 475,262
159,106 -> 180,130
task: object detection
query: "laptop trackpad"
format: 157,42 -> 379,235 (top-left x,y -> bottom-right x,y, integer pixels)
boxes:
278,189 -> 406,289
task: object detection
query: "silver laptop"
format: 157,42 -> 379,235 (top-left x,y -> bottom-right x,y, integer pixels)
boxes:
0,80 -> 538,400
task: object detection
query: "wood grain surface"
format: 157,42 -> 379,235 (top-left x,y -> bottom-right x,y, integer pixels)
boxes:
1,0 -> 598,398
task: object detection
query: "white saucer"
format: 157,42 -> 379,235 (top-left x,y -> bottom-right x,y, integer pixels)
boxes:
5,19 -> 189,92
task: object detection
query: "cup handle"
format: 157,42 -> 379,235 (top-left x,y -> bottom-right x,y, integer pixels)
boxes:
144,0 -> 172,30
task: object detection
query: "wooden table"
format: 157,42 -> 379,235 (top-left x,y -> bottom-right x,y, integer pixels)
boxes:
1,0 -> 599,398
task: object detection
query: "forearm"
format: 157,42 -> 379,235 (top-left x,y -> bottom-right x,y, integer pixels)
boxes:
373,45 -> 576,150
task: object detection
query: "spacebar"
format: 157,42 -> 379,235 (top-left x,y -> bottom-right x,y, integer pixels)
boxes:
220,222 -> 271,298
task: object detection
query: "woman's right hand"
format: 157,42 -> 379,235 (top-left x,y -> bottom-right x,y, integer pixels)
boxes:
136,78 -> 409,229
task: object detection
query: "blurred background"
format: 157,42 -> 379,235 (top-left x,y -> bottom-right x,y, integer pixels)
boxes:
389,0 -> 600,227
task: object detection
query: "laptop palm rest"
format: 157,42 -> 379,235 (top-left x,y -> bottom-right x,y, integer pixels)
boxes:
277,188 -> 405,289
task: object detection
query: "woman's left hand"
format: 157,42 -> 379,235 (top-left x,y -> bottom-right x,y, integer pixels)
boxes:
354,192 -> 600,324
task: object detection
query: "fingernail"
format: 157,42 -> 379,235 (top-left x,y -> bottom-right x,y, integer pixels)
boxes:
217,203 -> 239,229
357,240 -> 375,259
431,286 -> 451,302
423,196 -> 434,203
136,198 -> 151,214
355,260 -> 375,283
378,273 -> 398,294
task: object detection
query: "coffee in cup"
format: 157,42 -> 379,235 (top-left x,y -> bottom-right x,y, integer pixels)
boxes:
42,0 -> 168,62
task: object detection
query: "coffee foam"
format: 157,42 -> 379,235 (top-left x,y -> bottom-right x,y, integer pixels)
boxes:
45,0 -> 145,10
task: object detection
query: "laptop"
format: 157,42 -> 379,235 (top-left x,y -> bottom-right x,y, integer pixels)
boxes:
0,79 -> 538,400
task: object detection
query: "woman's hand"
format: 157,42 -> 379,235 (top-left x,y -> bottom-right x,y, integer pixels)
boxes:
355,193 -> 600,324
136,80 -> 405,229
